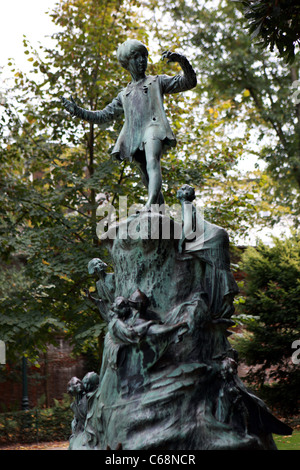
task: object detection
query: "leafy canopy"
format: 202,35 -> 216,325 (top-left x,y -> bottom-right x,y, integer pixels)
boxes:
239,0 -> 300,64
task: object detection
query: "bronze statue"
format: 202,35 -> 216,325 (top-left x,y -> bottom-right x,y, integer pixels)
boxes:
177,184 -> 239,319
67,377 -> 86,436
61,39 -> 197,210
65,39 -> 292,450
87,258 -> 115,304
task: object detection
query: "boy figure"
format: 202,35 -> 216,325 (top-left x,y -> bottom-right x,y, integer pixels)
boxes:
61,39 -> 197,210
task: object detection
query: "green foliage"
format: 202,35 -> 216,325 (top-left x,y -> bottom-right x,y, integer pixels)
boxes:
239,0 -> 300,64
0,395 -> 72,444
235,234 -> 300,414
0,0 -> 271,367
157,94 -> 266,239
0,0 -> 148,363
153,0 -> 300,224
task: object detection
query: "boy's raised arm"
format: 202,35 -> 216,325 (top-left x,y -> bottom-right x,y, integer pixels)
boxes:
60,94 -> 124,126
161,50 -> 197,94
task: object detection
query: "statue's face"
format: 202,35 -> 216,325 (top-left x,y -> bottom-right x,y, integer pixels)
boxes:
83,372 -> 99,392
88,258 -> 106,275
177,185 -> 195,201
112,298 -> 130,319
68,377 -> 83,395
117,305 -> 130,319
128,50 -> 148,76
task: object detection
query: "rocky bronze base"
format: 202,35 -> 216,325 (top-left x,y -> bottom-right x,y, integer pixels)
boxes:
68,211 -> 292,450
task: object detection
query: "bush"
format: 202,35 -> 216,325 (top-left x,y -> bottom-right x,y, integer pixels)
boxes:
234,234 -> 300,415
0,394 -> 73,444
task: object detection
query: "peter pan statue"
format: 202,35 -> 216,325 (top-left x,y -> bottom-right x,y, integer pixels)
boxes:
61,39 -> 197,209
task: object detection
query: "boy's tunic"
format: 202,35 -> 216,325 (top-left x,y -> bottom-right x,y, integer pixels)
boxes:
75,71 -> 196,162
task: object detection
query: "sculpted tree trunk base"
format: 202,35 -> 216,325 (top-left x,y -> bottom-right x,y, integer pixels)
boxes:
68,205 -> 292,450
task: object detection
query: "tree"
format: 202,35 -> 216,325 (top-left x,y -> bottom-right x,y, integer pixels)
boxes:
0,0 -> 281,370
152,0 -> 300,226
234,234 -> 300,414
239,0 -> 300,64
0,0 -> 149,364
149,0 -> 300,414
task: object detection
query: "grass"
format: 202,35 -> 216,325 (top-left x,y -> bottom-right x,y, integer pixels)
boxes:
274,429 -> 300,450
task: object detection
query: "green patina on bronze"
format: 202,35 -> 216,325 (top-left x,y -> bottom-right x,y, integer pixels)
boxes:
67,207 -> 292,450
62,40 -> 292,450
61,39 -> 197,210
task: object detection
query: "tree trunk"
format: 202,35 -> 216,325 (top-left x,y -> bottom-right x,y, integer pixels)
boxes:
291,67 -> 300,188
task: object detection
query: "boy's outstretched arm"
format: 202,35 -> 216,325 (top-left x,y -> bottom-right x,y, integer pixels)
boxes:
161,50 -> 197,93
60,94 -> 124,125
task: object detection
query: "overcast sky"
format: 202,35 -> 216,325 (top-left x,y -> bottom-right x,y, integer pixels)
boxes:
0,0 -> 58,74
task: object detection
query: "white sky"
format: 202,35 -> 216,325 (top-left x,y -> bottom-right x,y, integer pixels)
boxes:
0,0 -> 58,74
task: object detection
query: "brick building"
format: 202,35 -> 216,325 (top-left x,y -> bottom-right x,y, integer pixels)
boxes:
0,336 -> 89,411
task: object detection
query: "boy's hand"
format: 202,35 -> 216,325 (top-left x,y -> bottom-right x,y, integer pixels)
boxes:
60,96 -> 78,116
161,50 -> 184,64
